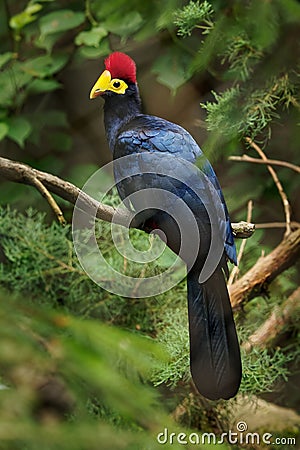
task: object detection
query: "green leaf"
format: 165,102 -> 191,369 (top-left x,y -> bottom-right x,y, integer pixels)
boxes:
39,10 -> 85,35
75,26 -> 108,47
0,63 -> 32,108
0,52 -> 15,69
22,54 -> 68,78
0,123 -> 9,141
152,48 -> 192,92
35,31 -> 64,52
27,78 -> 62,94
9,3 -> 42,30
6,117 -> 32,147
78,39 -> 110,59
105,11 -> 143,37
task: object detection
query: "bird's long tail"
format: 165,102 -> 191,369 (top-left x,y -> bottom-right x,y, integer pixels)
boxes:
187,266 -> 242,400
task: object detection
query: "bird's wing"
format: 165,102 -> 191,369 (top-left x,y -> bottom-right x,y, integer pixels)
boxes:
198,156 -> 237,265
114,115 -> 237,265
115,115 -> 201,161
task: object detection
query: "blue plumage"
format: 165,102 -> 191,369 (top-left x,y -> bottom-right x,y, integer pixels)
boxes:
115,114 -> 237,266
94,54 -> 241,400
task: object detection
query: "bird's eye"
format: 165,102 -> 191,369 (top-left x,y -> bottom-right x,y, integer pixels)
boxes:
109,79 -> 128,94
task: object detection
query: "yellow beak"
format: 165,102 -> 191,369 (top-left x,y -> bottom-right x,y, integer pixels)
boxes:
89,70 -> 111,99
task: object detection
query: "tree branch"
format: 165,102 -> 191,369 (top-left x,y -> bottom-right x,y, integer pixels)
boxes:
231,220 -> 255,238
229,154 -> 300,174
229,228 -> 300,309
1,156 -> 299,317
25,173 -> 66,226
243,286 -> 300,351
255,221 -> 300,230
245,137 -> 292,236
228,200 -> 253,286
0,156 -> 253,238
0,156 -> 133,226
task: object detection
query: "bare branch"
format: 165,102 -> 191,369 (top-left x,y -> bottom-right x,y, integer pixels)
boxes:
229,228 -> 300,309
231,220 -> 255,238
228,200 -> 253,286
0,156 -> 133,226
245,137 -> 292,236
229,154 -> 300,174
255,221 -> 300,230
243,286 -> 300,351
25,173 -> 66,226
0,156 -> 253,238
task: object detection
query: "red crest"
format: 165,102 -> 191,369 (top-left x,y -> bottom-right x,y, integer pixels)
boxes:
104,52 -> 137,83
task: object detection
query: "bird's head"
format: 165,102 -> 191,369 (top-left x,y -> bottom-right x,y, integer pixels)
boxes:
89,52 -> 137,100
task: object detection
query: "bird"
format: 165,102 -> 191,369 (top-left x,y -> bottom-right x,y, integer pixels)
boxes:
89,51 -> 242,400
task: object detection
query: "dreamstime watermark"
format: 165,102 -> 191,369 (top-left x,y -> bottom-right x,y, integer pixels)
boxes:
72,153 -> 227,297
156,421 -> 297,446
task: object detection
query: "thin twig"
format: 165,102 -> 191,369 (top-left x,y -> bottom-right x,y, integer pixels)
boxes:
85,0 -> 98,26
245,137 -> 292,236
255,221 -> 300,230
228,200 -> 253,286
131,267 -> 147,298
229,154 -> 300,174
25,174 -> 66,226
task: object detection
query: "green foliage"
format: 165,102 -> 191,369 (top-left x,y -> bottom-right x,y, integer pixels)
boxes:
152,307 -> 190,388
22,54 -> 68,78
0,295 -> 187,450
75,26 -> 108,48
6,116 -> 32,147
241,347 -> 292,396
201,63 -> 298,146
152,47 -> 193,93
39,9 -> 85,35
0,205 -> 183,327
175,0 -> 300,149
0,0 -> 183,160
9,2 -> 42,31
1,206 -> 297,402
0,197 -> 299,445
0,0 -> 300,444
105,11 -> 144,39
2,0 -> 297,153
221,34 -> 263,81
200,87 -> 242,139
174,0 -> 214,37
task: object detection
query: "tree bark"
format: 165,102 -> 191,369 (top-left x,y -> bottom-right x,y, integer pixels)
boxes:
229,229 -> 300,309
243,286 -> 300,351
0,156 -> 254,236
